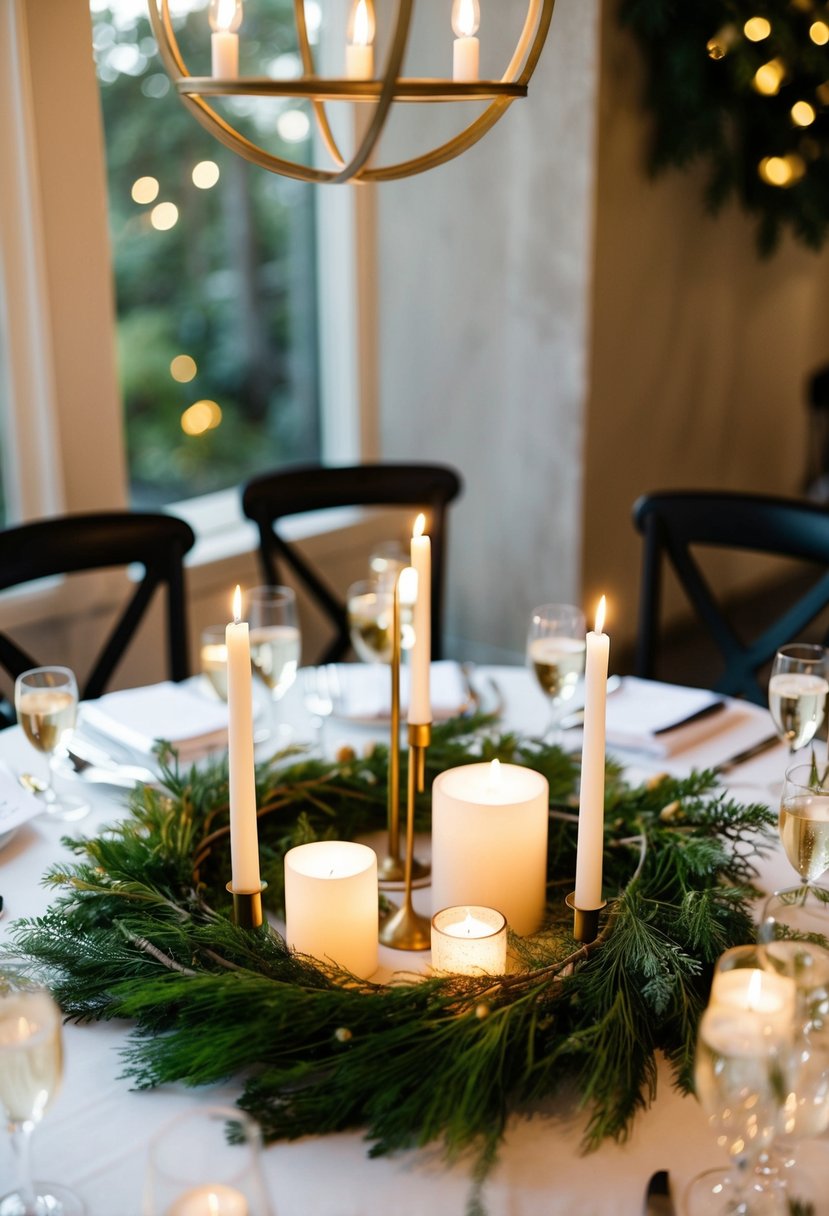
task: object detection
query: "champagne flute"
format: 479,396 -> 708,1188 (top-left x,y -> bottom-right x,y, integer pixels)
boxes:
14,668 -> 89,823
247,586 -> 301,749
526,603 -> 586,743
769,644 -> 829,754
346,579 -> 414,664
779,763 -> 829,886
0,975 -> 84,1216
199,625 -> 228,701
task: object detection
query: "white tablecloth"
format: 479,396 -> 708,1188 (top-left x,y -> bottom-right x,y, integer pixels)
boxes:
0,668 -> 818,1214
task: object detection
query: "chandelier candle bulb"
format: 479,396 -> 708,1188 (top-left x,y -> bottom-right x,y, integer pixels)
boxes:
346,0 -> 375,79
284,841 -> 379,978
431,760 -> 549,935
431,905 -> 507,975
226,586 -> 260,896
208,0 -> 242,78
409,514 -> 431,726
574,596 -> 609,916
452,0 -> 481,81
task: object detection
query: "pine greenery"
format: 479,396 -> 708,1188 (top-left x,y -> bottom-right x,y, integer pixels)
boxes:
619,0 -> 829,255
6,716 -> 773,1197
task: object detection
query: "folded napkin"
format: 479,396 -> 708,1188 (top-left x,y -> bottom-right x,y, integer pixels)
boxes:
0,765 -> 44,835
605,677 -> 727,757
331,660 -> 470,722
81,681 -> 229,761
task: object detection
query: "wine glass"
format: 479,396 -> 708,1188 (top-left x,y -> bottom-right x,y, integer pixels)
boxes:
14,668 -> 89,823
526,603 -> 586,743
346,579 -> 414,664
368,540 -> 408,589
768,644 -> 829,755
685,998 -> 792,1216
779,763 -> 829,886
143,1105 -> 271,1215
247,586 -> 301,749
199,625 -> 228,701
0,973 -> 84,1216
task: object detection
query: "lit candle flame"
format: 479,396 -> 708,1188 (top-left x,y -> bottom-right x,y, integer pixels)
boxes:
349,0 -> 375,46
747,969 -> 763,1011
452,0 -> 480,38
413,512 -> 426,539
398,565 -> 419,605
232,584 -> 242,623
486,757 -> 502,792
208,1196 -> 220,1216
594,595 -> 606,635
210,0 -> 242,32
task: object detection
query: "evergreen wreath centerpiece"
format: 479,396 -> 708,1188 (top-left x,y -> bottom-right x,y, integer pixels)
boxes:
619,0 -> 829,254
7,714 -> 773,1206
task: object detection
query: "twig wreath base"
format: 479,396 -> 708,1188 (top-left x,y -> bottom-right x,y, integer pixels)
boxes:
8,715 -> 774,1202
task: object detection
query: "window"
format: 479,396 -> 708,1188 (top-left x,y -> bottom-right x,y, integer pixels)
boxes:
91,0 -> 322,508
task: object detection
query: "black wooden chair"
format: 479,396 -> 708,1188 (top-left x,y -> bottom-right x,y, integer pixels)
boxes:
633,490 -> 829,704
0,511 -> 195,703
242,462 -> 463,663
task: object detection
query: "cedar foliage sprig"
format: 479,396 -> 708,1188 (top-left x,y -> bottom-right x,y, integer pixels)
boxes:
7,717 -> 773,1202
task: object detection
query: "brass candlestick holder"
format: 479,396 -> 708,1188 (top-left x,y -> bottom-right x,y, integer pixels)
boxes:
566,891 -> 606,945
379,722 -> 432,951
227,881 -> 268,930
378,573 -> 429,886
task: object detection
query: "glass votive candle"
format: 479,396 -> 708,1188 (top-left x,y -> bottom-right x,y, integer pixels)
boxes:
431,905 -> 507,976
709,944 -> 796,1039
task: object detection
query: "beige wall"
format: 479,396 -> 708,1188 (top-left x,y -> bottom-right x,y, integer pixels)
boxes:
584,1 -> 829,654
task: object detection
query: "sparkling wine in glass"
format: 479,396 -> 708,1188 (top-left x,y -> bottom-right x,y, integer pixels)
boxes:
0,977 -> 84,1216
779,763 -> 829,885
769,644 -> 829,754
247,586 -> 301,748
199,625 -> 228,701
526,603 -> 586,743
14,667 -> 89,823
346,579 -> 414,664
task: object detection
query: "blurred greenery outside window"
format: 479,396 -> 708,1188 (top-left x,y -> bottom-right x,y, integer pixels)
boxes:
91,0 -> 321,510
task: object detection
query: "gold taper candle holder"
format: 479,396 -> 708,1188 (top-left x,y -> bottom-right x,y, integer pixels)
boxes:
378,576 -> 429,887
227,881 -> 268,930
379,722 -> 432,950
566,891 -> 606,945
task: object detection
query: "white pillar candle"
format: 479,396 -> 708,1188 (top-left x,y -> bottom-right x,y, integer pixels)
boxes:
574,596 -> 609,911
167,1184 -> 248,1216
699,1004 -> 790,1060
431,760 -> 549,935
431,905 -> 507,975
284,841 -> 378,978
226,586 -> 260,894
710,966 -> 796,1039
409,513 -> 431,725
452,0 -> 480,81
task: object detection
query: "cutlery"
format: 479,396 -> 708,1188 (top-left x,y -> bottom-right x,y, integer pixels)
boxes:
713,732 -> 780,775
643,1169 -> 675,1216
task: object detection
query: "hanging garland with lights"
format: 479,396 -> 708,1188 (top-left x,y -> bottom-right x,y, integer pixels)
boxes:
619,0 -> 829,254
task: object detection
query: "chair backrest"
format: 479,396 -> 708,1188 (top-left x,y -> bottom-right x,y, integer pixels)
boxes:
242,462 -> 463,663
0,511 -> 195,700
633,490 -> 829,704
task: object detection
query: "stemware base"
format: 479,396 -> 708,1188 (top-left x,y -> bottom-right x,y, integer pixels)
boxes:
683,1166 -> 788,1216
0,1181 -> 85,1216
41,792 -> 90,824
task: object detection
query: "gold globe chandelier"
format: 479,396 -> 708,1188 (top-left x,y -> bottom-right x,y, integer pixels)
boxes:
147,0 -> 557,184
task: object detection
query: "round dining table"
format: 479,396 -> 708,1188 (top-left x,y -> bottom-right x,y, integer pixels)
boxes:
0,666 -> 821,1216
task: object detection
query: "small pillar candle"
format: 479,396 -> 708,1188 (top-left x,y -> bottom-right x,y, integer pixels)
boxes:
574,596 -> 609,912
711,965 -> 796,1039
226,586 -> 260,895
452,0 -> 480,81
167,1184 -> 249,1216
409,513 -> 431,725
431,760 -> 549,935
284,841 -> 378,978
431,905 -> 507,975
